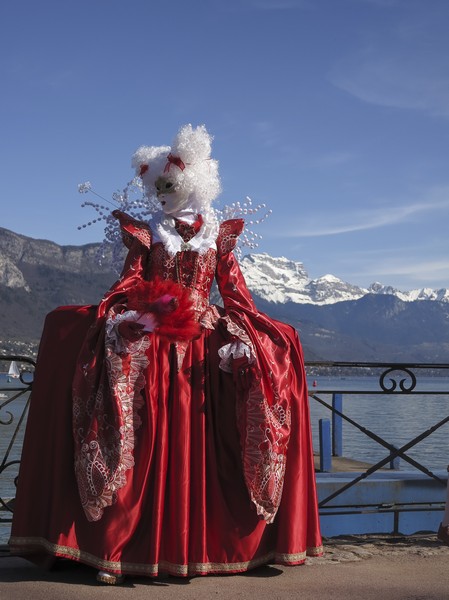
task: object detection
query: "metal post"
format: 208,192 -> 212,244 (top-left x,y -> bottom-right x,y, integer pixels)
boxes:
332,393 -> 343,457
319,418 -> 332,473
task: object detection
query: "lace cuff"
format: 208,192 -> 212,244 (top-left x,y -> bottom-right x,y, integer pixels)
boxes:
218,340 -> 255,373
106,310 -> 156,353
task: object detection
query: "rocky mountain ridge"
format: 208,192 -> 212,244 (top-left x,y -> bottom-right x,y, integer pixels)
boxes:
1,226 -> 448,362
0,227 -> 116,356
239,252 -> 449,305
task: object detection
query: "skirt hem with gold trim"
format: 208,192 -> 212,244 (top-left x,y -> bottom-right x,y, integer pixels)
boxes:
9,536 -> 324,577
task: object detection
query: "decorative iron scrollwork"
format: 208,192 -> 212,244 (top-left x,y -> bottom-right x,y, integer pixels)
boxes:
0,462 -> 19,513
379,367 -> 417,393
0,406 -> 13,426
0,355 -> 35,524
19,370 -> 34,386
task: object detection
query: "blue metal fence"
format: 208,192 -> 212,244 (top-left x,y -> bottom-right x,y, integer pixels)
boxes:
307,361 -> 449,534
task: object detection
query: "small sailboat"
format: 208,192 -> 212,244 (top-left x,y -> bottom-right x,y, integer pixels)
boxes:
8,361 -> 20,379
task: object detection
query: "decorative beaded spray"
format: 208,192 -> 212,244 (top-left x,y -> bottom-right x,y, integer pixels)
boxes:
78,125 -> 272,271
79,180 -> 271,271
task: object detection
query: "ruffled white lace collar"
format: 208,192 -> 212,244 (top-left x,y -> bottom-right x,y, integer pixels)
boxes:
152,210 -> 219,256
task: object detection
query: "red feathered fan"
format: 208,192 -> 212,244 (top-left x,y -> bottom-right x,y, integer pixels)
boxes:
126,277 -> 201,342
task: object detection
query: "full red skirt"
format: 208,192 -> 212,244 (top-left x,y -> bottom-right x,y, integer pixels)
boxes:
10,303 -> 323,577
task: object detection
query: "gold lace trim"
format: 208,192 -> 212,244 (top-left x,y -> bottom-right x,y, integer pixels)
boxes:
9,536 -> 323,576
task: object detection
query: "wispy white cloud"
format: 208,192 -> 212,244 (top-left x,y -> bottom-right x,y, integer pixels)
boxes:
351,257 -> 449,287
276,186 -> 449,238
250,122 -> 352,167
329,226 -> 449,288
329,6 -> 449,117
330,55 -> 449,117
250,121 -> 300,161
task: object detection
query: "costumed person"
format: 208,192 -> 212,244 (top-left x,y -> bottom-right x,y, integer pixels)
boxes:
437,465 -> 449,544
9,124 -> 323,584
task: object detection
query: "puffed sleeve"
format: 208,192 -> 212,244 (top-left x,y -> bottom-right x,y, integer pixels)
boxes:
113,210 -> 152,250
214,218 -> 293,524
111,210 -> 153,277
215,219 -> 257,313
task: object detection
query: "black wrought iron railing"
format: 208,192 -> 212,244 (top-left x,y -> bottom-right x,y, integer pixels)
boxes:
0,356 -> 448,534
0,355 -> 35,529
307,361 -> 449,521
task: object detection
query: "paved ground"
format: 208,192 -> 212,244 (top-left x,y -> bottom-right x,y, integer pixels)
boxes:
1,534 -> 448,600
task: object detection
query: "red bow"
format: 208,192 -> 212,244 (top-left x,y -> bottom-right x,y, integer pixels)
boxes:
174,214 -> 203,240
139,164 -> 149,177
164,153 -> 186,173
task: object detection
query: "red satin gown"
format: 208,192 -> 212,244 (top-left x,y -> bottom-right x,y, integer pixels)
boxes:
10,211 -> 323,577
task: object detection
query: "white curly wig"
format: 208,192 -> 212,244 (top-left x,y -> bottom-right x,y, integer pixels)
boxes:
131,124 -> 222,214
79,123 -> 271,269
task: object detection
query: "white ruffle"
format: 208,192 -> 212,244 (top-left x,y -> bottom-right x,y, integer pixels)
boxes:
106,310 -> 157,354
153,214 -> 218,256
218,341 -> 255,373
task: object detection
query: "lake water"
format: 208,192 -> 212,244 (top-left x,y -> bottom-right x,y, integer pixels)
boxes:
307,375 -> 449,472
1,374 -> 449,543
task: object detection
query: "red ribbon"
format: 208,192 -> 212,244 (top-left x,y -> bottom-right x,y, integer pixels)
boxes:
174,214 -> 203,239
164,153 -> 186,173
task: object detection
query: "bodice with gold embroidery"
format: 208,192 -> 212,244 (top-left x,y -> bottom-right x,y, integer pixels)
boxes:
144,218 -> 244,319
146,244 -> 217,318
110,211 -> 244,320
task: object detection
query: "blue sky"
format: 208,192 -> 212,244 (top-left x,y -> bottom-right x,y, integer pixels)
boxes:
1,0 -> 449,291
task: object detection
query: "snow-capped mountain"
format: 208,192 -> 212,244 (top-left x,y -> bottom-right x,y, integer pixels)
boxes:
368,281 -> 449,303
1,221 -> 447,308
240,253 -> 449,305
1,226 -> 449,362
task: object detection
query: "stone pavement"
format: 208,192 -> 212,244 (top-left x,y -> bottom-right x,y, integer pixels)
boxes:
1,534 -> 449,600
